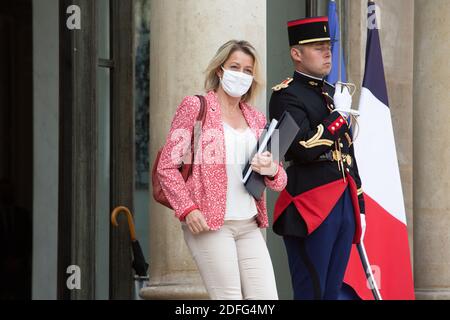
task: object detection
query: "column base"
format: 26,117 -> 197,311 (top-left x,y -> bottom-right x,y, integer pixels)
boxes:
415,289 -> 450,300
140,283 -> 209,300
140,273 -> 209,300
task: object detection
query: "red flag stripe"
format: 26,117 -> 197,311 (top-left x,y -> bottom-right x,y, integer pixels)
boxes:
343,194 -> 415,300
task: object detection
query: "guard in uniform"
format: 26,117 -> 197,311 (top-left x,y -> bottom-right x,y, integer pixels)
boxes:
269,16 -> 366,300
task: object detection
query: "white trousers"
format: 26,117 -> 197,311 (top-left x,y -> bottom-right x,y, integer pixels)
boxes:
182,217 -> 278,300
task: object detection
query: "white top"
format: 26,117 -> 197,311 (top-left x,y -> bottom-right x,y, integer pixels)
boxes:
223,122 -> 258,220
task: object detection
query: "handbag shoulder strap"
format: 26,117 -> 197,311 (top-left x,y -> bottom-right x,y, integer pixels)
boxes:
194,95 -> 207,124
186,95 -> 207,171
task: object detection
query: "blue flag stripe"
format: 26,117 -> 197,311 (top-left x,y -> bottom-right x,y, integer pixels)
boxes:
326,0 -> 347,85
362,8 -> 389,107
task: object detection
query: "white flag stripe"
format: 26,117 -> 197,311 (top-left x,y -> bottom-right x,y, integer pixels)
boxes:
354,87 -> 407,225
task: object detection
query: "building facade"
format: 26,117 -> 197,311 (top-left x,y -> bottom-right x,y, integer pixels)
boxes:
0,0 -> 448,300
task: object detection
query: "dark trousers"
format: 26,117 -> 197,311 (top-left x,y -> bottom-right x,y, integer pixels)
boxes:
283,187 -> 356,300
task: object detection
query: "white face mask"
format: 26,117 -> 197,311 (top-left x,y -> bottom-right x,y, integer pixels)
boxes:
220,67 -> 254,98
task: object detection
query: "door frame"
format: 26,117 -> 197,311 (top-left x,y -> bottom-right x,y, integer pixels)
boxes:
58,0 -> 134,300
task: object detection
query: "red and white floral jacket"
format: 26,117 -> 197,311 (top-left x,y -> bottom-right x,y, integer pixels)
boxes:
157,90 -> 287,230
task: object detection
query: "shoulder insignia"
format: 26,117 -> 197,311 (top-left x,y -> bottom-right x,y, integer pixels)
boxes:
272,77 -> 293,91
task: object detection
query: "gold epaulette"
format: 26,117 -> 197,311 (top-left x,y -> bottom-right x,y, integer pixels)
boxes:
272,77 -> 293,91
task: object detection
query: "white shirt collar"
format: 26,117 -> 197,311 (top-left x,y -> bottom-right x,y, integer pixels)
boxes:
295,70 -> 324,81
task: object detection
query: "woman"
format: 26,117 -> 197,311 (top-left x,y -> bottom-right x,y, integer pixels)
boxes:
157,40 -> 287,300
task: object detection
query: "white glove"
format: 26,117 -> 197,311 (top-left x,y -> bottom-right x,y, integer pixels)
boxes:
360,213 -> 366,243
333,83 -> 359,117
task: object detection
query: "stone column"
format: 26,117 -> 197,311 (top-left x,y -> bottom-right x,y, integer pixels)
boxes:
413,0 -> 450,300
142,0 -> 266,299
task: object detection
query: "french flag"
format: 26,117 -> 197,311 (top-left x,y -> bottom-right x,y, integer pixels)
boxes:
342,1 -> 415,300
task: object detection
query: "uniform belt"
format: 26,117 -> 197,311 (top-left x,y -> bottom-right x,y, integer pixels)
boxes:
316,150 -> 334,162
287,151 -> 353,167
286,152 -> 332,167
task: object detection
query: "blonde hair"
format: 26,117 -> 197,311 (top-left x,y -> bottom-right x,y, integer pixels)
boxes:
204,40 -> 264,104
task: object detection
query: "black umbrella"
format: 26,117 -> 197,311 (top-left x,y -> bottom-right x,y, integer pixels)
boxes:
111,206 -> 149,299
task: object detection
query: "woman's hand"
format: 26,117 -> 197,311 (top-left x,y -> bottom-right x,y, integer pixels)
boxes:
185,209 -> 210,235
251,151 -> 278,177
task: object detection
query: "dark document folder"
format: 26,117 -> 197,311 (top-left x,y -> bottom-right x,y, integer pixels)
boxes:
242,111 -> 300,200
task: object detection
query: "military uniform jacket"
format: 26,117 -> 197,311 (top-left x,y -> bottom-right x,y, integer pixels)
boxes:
269,71 -> 365,243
